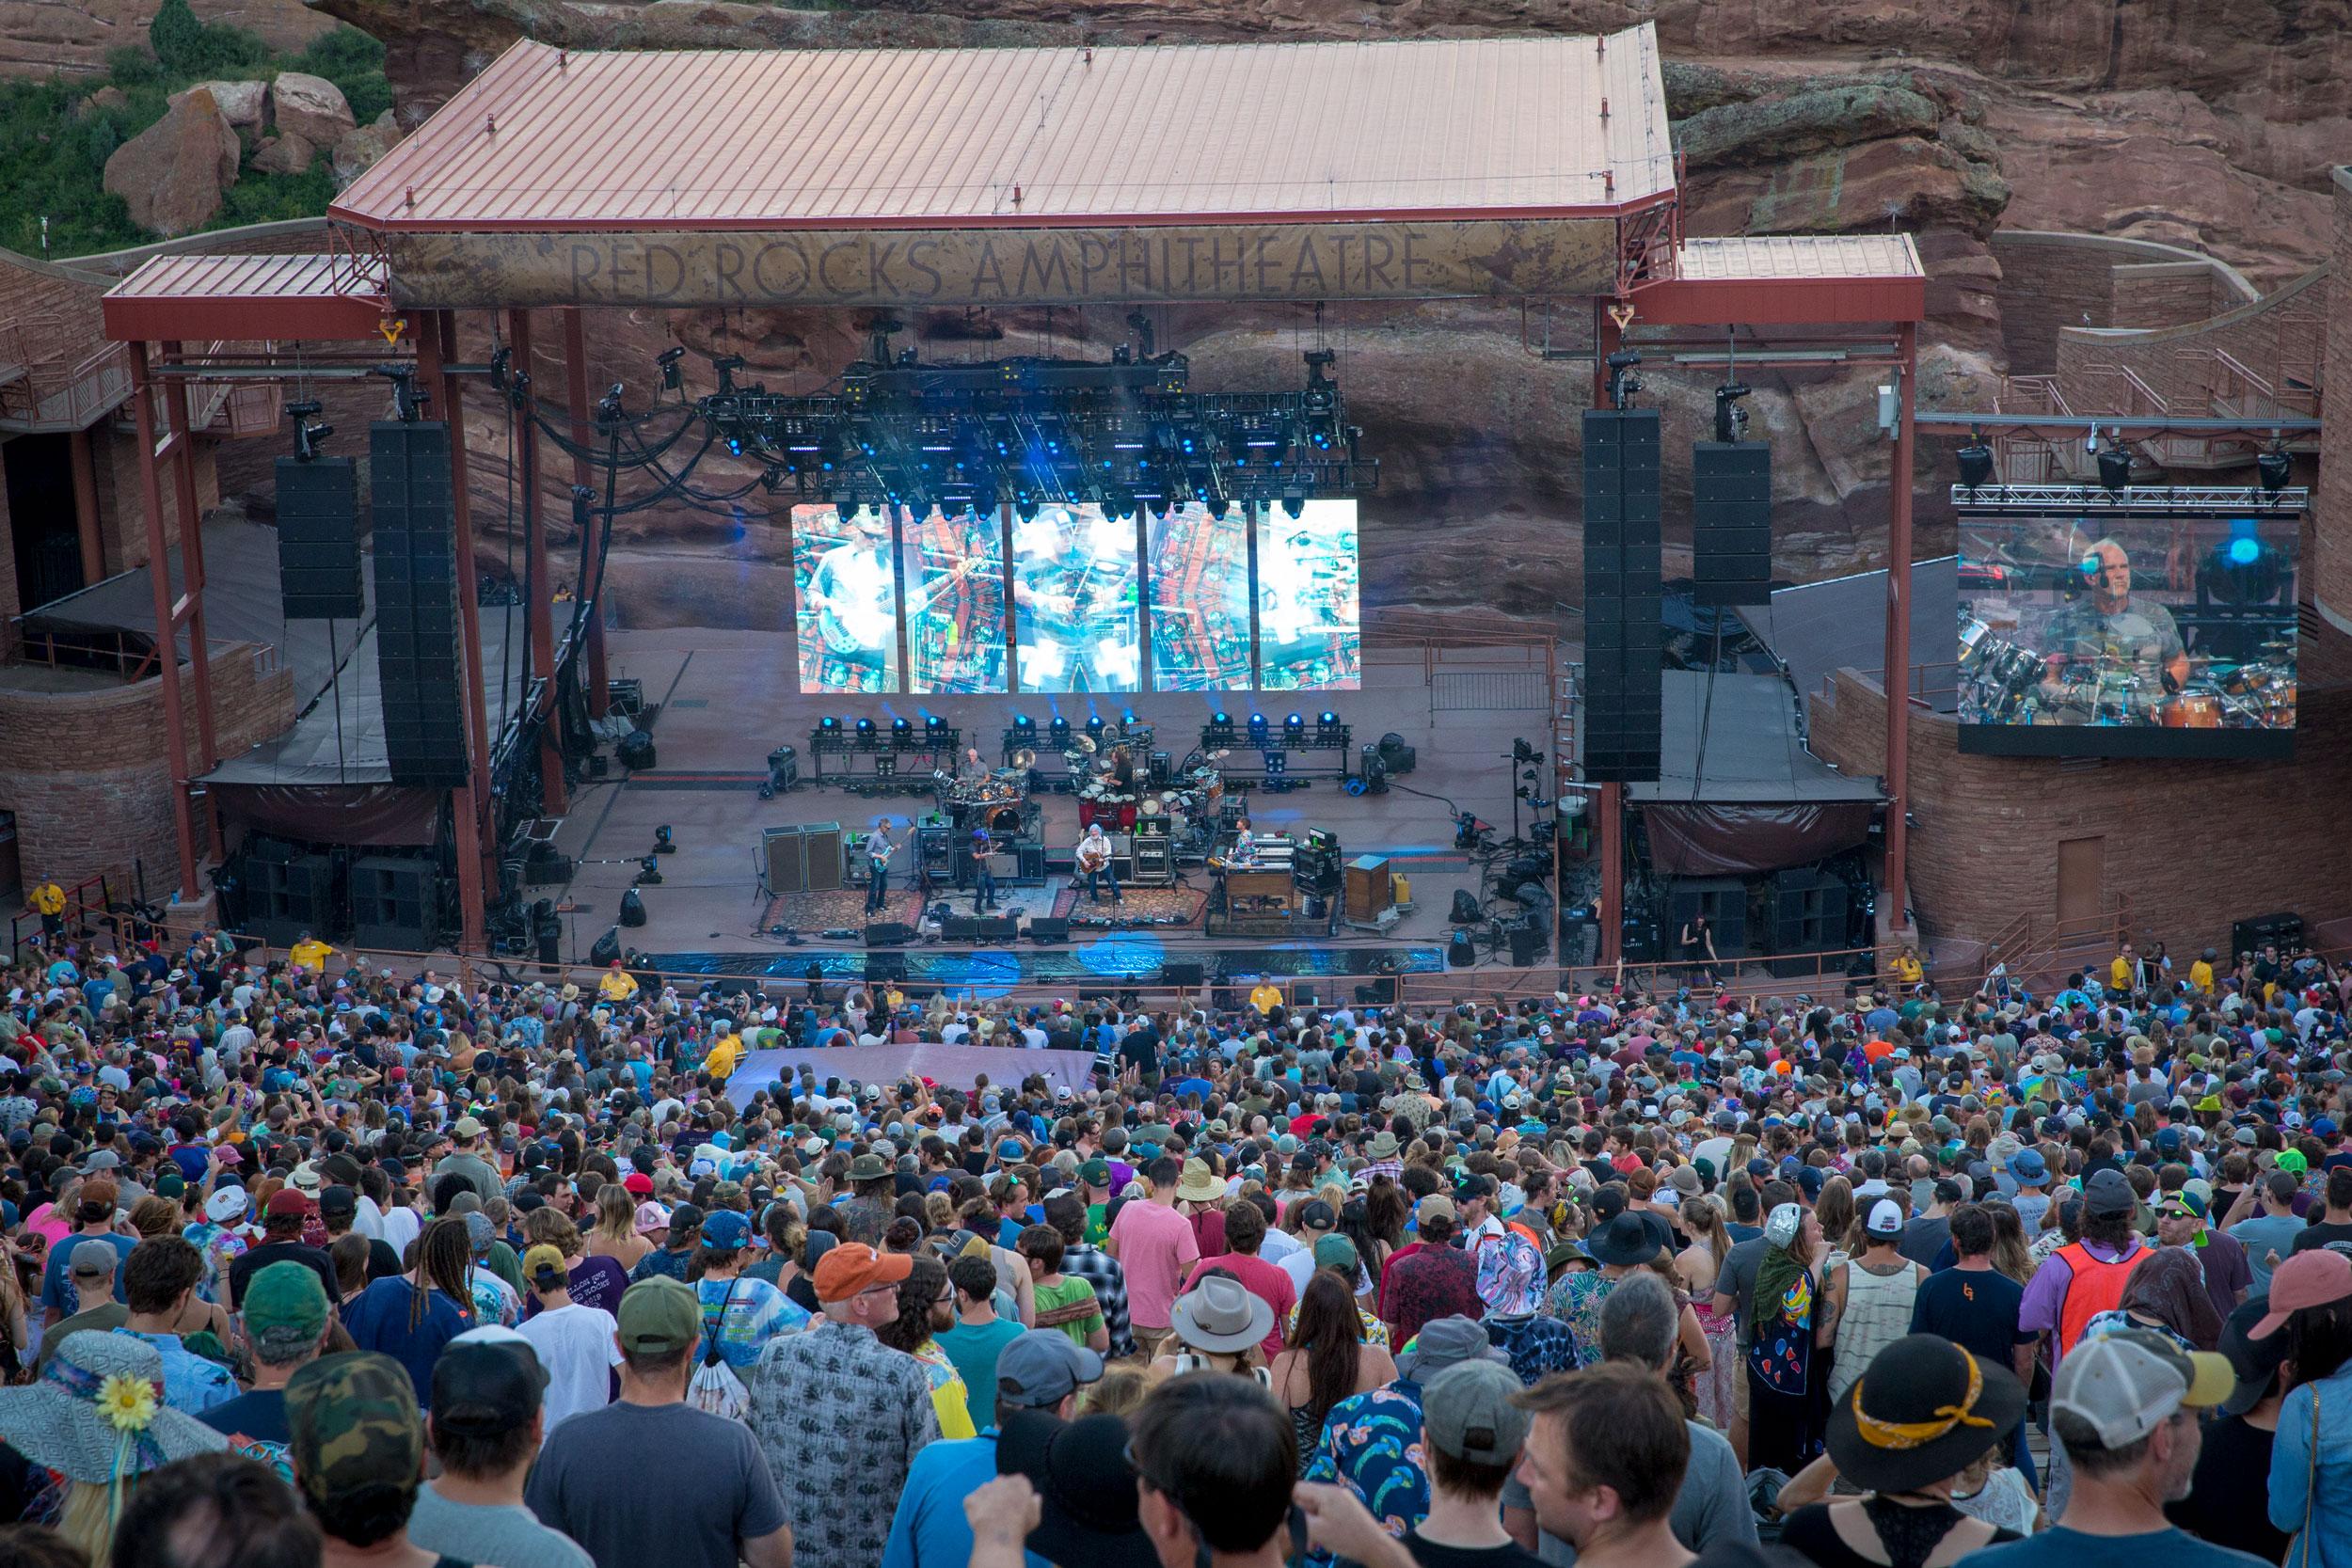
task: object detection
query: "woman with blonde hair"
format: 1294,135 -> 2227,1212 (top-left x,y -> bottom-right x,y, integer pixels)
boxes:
583,1181 -> 653,1272
1677,1196 -> 1739,1430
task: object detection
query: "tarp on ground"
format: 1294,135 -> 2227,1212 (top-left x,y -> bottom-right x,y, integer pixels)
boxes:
727,1044 -> 1097,1100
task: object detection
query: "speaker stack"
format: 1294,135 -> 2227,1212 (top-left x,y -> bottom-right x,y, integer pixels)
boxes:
370,421 -> 468,786
1692,440 -> 1772,607
350,855 -> 436,951
1767,868 -> 1851,976
1581,408 -> 1662,784
275,456 -> 363,620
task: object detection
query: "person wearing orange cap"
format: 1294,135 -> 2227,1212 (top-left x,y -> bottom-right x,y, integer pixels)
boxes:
744,1242 -> 938,1566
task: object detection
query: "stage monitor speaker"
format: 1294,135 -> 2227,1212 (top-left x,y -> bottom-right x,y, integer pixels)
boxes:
351,855 -> 433,950
803,823 -> 844,891
1448,930 -> 1476,969
1162,960 -> 1205,989
1667,878 -> 1750,957
1507,919 -> 1544,967
1027,916 -> 1069,943
1769,869 -> 1849,954
1376,733 -> 1417,774
275,456 -> 363,619
943,915 -> 981,942
864,921 -> 918,946
370,420 -> 468,786
763,827 -> 807,895
978,913 -> 1019,942
2232,911 -> 2304,957
588,927 -> 622,966
1691,441 -> 1773,607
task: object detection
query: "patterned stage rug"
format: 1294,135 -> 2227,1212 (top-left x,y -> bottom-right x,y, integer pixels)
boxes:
1049,884 -> 1207,928
758,886 -> 928,932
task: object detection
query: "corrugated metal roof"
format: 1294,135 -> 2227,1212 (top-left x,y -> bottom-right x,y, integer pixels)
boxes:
103,253 -> 390,341
334,29 -> 1676,232
1678,234 -> 1923,282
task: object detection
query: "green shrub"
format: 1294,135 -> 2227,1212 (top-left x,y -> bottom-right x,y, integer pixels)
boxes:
105,46 -> 161,86
149,0 -> 268,81
291,25 -> 391,123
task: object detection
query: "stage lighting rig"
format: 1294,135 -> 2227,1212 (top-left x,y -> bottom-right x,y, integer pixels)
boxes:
1712,381 -> 1753,443
2095,432 -> 2133,494
2258,440 -> 2292,501
1247,714 -> 1270,743
1956,426 -> 1995,494
1605,349 -> 1644,411
658,347 -> 685,392
285,400 -> 332,460
711,356 -> 744,394
1283,713 -> 1307,743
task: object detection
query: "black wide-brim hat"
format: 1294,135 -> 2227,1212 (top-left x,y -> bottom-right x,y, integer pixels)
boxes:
1825,1334 -> 2026,1494
1586,1208 -> 1665,1268
999,1409 -> 1160,1568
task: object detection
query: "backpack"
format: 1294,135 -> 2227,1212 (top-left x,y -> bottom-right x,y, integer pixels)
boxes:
688,1281 -> 751,1420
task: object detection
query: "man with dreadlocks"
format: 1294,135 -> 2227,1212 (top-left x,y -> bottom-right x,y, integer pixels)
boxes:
340,1215 -> 478,1412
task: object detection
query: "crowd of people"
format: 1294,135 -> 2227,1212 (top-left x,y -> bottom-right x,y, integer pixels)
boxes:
0,921 -> 2344,1568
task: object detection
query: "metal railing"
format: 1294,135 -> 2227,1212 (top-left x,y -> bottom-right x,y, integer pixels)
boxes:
1398,943 -> 1901,1009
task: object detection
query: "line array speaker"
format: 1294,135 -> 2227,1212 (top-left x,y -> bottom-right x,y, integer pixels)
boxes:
370,421 -> 468,786
1581,408 -> 1662,783
1691,441 -> 1772,607
275,456 -> 363,619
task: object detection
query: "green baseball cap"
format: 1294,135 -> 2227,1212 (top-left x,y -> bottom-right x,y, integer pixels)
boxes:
242,1260 -> 331,1354
616,1275 -> 702,1355
285,1353 -> 422,1505
1312,1233 -> 1359,1274
1078,1158 -> 1111,1186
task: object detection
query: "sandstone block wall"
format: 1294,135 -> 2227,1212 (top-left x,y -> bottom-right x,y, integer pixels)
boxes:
2320,167 -> 2352,633
0,641 -> 293,889
1807,665 -> 2352,958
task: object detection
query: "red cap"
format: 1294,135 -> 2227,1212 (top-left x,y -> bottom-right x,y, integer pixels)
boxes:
812,1243 -> 913,1305
2250,1250 -> 2352,1339
264,1188 -> 312,1218
623,1172 -> 654,1196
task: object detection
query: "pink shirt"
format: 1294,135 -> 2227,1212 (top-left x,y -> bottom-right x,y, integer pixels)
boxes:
1108,1198 -> 1200,1331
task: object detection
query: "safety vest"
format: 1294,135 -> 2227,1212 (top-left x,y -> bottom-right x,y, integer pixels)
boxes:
2055,1240 -> 2144,1354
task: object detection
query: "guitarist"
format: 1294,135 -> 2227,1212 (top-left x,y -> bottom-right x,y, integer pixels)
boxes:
1076,821 -> 1122,909
969,827 -> 998,914
863,816 -> 901,917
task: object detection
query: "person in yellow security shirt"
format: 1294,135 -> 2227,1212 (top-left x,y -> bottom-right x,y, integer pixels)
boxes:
2189,946 -> 2217,994
1248,979 -> 1283,1014
289,931 -> 336,972
2109,942 -> 2137,992
28,879 -> 65,940
704,1026 -> 744,1085
1888,944 -> 1924,988
597,959 -> 639,1003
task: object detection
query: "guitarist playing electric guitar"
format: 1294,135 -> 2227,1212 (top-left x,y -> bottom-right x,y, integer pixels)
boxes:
1075,821 -> 1121,909
863,817 -> 902,917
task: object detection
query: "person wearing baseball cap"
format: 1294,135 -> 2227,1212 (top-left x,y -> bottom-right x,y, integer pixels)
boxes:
409,1340 -> 594,1568
1963,1329 -> 2236,1568
2021,1167 -> 2151,1363
1823,1199 -> 1929,1409
198,1260 -> 334,1476
1410,1357 -> 1534,1560
527,1276 -> 790,1568
284,1352 -> 437,1561
228,1186 -> 337,1314
2166,1297 -> 2295,1563
743,1241 -> 935,1565
35,1238 -> 131,1370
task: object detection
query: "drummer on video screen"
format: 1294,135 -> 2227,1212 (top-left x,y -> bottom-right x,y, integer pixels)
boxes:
2037,536 -> 2189,718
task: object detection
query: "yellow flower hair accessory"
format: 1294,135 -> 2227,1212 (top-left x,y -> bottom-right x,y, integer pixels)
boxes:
96,1373 -> 157,1434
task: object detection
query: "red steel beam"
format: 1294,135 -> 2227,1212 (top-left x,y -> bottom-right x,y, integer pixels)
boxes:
563,309 -> 609,718
1883,322 -> 1917,941
160,341 -> 216,771
418,312 -> 492,951
129,342 -> 200,899
508,308 -> 567,815
1592,298 -> 1625,970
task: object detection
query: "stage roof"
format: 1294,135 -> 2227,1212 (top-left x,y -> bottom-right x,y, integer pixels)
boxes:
101,252 -> 389,341
1739,557 -> 1959,715
1627,671 -> 1883,805
333,31 -> 1676,232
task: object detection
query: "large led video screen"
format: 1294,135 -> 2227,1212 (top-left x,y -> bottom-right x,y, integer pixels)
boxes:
1256,499 -> 1362,690
1013,503 -> 1141,693
1957,511 -> 2296,758
792,504 -> 900,693
902,507 -> 1009,694
1148,503 -> 1254,691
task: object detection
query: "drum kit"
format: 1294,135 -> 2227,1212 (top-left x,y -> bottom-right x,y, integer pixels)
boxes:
2162,640 -> 2296,730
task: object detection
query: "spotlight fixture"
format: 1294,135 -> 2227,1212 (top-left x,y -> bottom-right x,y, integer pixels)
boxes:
653,825 -> 676,852
925,715 -> 946,733
1120,708 -> 1138,727
891,717 -> 912,736
2096,435 -> 2132,495
1212,712 -> 1232,727
1712,381 -> 1753,444
1281,494 -> 1306,520
1956,426 -> 1995,493
1085,715 -> 1105,735
2257,442 -> 2292,501
1049,716 -> 1072,741
658,346 -> 685,391
1317,711 -> 1339,728
855,718 -> 877,736
1013,714 -> 1036,732
818,716 -> 841,731
285,400 -> 332,461
1282,713 -> 1306,741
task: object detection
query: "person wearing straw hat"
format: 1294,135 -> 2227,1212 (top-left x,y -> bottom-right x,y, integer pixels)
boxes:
1778,1334 -> 2027,1568
0,1330 -> 228,1563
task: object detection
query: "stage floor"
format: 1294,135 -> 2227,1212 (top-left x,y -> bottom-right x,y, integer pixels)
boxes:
539,628 -> 1564,983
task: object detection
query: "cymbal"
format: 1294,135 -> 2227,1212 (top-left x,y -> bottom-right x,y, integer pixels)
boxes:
1073,735 -> 1098,754
1140,798 -> 1163,815
1009,748 -> 1036,769
1206,749 -> 1230,761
